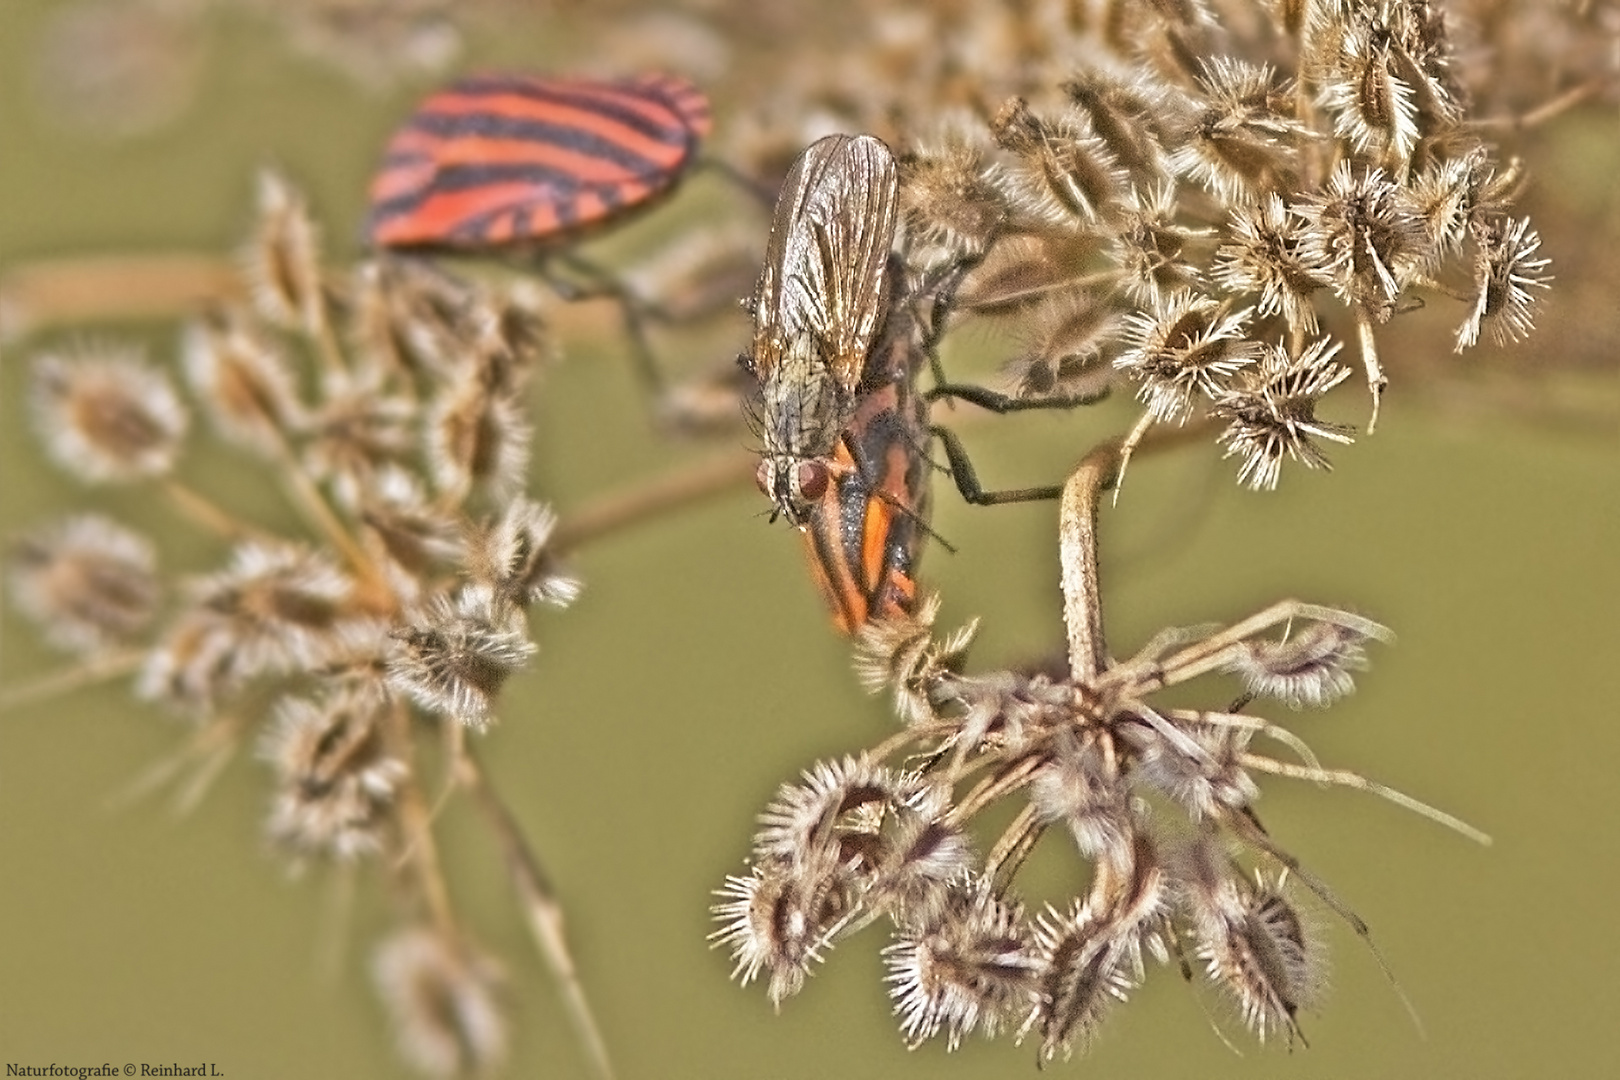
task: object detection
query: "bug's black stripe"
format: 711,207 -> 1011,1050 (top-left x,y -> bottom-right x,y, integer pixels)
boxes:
435,78 -> 697,149
403,113 -> 684,180
806,508 -> 866,628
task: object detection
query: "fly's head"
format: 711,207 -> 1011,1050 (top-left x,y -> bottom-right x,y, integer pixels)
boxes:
753,335 -> 852,526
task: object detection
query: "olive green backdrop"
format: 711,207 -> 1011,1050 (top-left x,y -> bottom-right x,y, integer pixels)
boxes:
3,3 -> 1617,1078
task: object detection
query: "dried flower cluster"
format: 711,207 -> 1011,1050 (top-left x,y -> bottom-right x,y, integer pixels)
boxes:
5,0 -> 1609,1075
6,173 -> 599,1078
714,448 -> 1489,1058
718,0 -> 1587,490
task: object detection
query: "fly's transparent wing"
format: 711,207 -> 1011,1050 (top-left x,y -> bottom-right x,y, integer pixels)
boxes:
750,134 -> 899,390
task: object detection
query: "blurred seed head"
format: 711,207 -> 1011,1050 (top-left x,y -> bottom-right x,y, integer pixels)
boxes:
373,926 -> 507,1079
462,498 -> 580,611
386,590 -> 536,728
7,514 -> 161,654
30,343 -> 188,483
261,680 -> 407,860
244,170 -> 326,334
182,313 -> 304,454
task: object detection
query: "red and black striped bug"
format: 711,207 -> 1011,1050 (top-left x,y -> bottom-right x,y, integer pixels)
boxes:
799,301 -> 935,634
365,71 -> 712,252
743,133 -> 900,527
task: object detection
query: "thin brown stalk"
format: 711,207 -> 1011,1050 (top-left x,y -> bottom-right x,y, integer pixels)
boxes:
457,749 -> 616,1080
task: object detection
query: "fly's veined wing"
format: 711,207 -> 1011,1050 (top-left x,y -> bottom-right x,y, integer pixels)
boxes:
751,134 -> 899,389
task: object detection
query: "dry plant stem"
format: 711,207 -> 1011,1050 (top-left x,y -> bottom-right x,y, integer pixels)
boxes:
1357,313 -> 1387,433
386,701 -> 458,940
1468,77 -> 1617,132
1238,753 -> 1492,845
1061,443 -> 1117,682
0,254 -> 242,342
551,448 -> 754,555
984,804 -> 1045,891
103,713 -> 245,815
0,647 -> 142,712
947,754 -> 1046,828
457,750 -> 616,1080
161,477 -> 272,542
267,438 -> 395,610
1106,601 -> 1391,694
306,286 -> 351,382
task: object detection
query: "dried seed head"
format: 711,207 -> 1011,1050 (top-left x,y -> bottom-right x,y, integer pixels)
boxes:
991,96 -> 1124,226
1187,867 -> 1322,1045
1318,23 -> 1420,167
7,514 -> 160,654
1061,64 -> 1170,181
884,883 -> 1039,1050
1115,290 -> 1261,422
243,170 -> 325,333
1168,58 -> 1305,203
1455,215 -> 1551,351
1111,181 -> 1210,303
868,784 -> 975,920
1295,163 -> 1429,323
1226,617 -> 1386,708
898,121 -> 1009,258
302,379 -> 416,504
754,756 -> 904,866
373,927 -> 507,1080
184,539 -> 365,680
1405,150 -> 1486,266
1211,337 -> 1355,490
386,590 -> 535,728
853,596 -> 976,726
954,232 -> 1105,314
711,851 -> 857,1005
462,498 -> 580,611
1213,193 -> 1329,334
356,466 -> 464,591
1025,900 -> 1134,1061
937,670 -> 1077,756
261,681 -> 407,859
424,365 -> 532,502
182,313 -> 304,453
997,291 -> 1118,404
1130,711 -> 1259,820
137,607 -> 246,711
1029,732 -> 1133,861
30,343 -> 188,482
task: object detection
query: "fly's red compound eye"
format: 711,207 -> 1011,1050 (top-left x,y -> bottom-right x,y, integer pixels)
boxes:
754,459 -> 774,498
794,461 -> 829,502
365,72 -> 712,251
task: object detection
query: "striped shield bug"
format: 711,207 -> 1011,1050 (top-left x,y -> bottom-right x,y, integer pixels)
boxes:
365,72 -> 712,251
743,133 -> 900,527
799,304 -> 935,634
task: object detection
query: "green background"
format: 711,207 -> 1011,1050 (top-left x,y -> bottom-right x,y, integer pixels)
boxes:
3,3 -> 1617,1078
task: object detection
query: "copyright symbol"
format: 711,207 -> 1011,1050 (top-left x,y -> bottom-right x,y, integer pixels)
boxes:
124,1066 -> 135,1076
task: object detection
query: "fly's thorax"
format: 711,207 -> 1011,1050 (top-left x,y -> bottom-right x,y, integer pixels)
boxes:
754,333 -> 861,524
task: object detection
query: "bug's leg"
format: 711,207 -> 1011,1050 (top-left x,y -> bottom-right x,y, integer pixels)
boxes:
927,381 -> 1111,413
542,252 -> 673,394
930,424 -> 1062,506
692,156 -> 777,208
